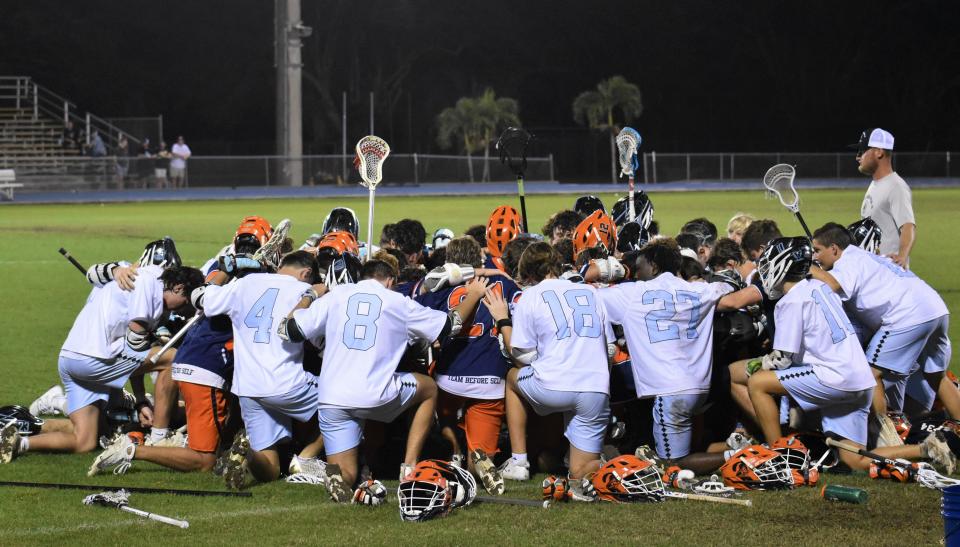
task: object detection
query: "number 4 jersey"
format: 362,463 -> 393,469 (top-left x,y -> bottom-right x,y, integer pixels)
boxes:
294,279 -> 448,408
599,272 -> 732,398
774,278 -> 875,392
202,273 -> 314,398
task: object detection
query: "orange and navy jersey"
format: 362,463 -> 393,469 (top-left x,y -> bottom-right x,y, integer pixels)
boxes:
172,263 -> 233,386
416,274 -> 521,398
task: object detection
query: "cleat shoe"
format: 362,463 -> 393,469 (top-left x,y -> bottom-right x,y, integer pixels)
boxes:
568,477 -> 595,502
922,431 -> 957,475
29,385 -> 65,417
399,462 -> 414,481
88,435 -> 135,476
470,449 -> 505,495
726,431 -> 757,452
325,463 -> 352,503
497,456 -> 530,481
0,420 -> 21,464
223,432 -> 250,490
451,453 -> 465,469
634,445 -> 666,477
289,455 -> 327,482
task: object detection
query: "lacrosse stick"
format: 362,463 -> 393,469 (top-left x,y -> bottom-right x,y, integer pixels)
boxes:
616,127 -> 641,222
356,136 -> 390,262
58,247 -> 87,274
83,489 -> 189,528
826,437 -> 960,490
762,163 -> 812,239
664,490 -> 753,507
915,462 -> 960,490
148,312 -> 202,365
496,127 -> 533,233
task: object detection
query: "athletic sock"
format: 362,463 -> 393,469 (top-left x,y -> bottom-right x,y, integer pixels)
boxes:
150,427 -> 169,443
723,449 -> 736,461
511,452 -> 528,463
18,437 -> 29,454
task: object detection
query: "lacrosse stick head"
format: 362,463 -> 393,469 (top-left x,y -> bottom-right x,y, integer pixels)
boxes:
496,127 -> 532,177
616,127 -> 641,178
252,218 -> 291,271
83,489 -> 130,508
355,135 -> 390,189
763,163 -> 800,213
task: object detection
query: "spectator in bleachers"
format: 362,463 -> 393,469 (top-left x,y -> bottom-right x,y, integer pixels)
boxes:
60,120 -> 81,152
115,134 -> 130,188
170,135 -> 191,189
87,131 -> 107,157
155,140 -> 172,188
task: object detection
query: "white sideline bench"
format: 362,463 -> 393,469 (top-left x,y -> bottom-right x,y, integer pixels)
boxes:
0,169 -> 24,201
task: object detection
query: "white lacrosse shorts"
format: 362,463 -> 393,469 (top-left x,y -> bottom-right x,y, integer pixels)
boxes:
317,373 -> 419,456
651,392 -> 709,460
516,369 -> 610,454
238,374 -> 319,451
775,365 -> 872,446
58,350 -> 146,414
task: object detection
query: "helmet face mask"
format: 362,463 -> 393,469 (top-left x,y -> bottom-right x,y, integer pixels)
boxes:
721,445 -> 795,490
771,435 -> 813,486
616,222 -> 651,253
397,460 -> 474,521
592,455 -> 665,503
756,237 -> 812,298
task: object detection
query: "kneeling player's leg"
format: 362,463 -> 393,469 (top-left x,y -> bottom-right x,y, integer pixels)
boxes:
133,381 -> 225,472
729,359 -> 758,422
318,407 -> 363,492
505,367 -> 530,455
747,370 -> 790,443
652,393 -> 725,474
462,398 -> 505,474
25,404 -> 101,454
437,390 -> 464,460
403,372 -> 437,466
565,392 -> 610,480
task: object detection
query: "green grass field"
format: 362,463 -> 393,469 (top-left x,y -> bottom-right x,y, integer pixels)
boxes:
0,188 -> 957,545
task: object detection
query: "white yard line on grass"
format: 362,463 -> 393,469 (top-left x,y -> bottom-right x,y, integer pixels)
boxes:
0,502 -> 319,538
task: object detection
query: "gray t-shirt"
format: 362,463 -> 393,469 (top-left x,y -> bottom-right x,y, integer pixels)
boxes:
860,171 -> 915,256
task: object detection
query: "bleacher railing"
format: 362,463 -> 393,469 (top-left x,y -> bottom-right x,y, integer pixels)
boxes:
641,152 -> 956,183
0,153 -> 556,192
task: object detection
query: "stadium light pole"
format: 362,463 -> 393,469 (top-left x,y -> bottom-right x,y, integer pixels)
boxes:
275,0 -> 310,187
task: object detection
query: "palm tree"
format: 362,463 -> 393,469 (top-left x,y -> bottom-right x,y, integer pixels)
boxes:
437,88 -> 520,182
572,75 -> 643,182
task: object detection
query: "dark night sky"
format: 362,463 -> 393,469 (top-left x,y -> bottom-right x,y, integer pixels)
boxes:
2,1 -> 958,177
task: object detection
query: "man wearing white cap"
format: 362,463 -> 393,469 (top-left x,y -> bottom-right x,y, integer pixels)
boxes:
854,128 -> 915,268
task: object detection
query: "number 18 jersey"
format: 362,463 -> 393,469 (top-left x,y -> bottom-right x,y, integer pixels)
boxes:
599,272 -> 732,398
294,279 -> 447,408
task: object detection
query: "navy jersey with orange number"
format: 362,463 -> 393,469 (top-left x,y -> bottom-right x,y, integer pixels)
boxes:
416,274 -> 521,400
171,263 -> 233,389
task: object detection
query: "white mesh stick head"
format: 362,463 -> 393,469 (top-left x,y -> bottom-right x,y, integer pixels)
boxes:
356,135 -> 390,188
253,218 -> 291,269
616,127 -> 641,177
762,163 -> 799,213
83,489 -> 130,507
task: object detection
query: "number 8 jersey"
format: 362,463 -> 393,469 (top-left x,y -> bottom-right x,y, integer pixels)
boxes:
599,272 -> 732,398
294,279 -> 448,408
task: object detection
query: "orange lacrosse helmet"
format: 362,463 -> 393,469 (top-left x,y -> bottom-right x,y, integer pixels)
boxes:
398,461 -> 453,522
318,231 -> 360,256
770,435 -> 814,486
591,454 -> 664,503
235,215 -> 273,250
486,205 -> 522,258
720,444 -> 794,491
573,209 -> 617,258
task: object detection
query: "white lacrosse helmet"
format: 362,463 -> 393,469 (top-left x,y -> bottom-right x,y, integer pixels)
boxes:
398,461 -> 454,522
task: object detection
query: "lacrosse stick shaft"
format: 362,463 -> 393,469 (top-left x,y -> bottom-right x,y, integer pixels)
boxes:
475,495 -> 545,508
516,175 -> 529,233
0,480 -> 251,497
628,175 -> 636,222
795,212 -> 813,240
58,247 -> 87,274
663,491 -> 752,506
120,505 -> 189,528
365,188 -> 375,263
149,312 -> 203,365
824,438 -> 901,468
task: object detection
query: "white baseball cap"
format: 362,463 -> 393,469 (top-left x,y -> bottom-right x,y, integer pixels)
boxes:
852,128 -> 894,153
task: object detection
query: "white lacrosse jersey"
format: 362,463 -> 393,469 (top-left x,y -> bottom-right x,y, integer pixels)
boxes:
293,279 -> 447,408
202,272 -> 313,398
62,265 -> 165,359
830,245 -> 948,332
599,273 -> 732,398
510,279 -> 611,394
774,278 -> 875,392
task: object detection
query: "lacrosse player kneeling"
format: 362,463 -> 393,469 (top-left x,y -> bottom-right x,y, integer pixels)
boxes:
746,237 -> 956,474
483,242 -> 613,500
1,265 -> 204,464
283,259 -> 486,503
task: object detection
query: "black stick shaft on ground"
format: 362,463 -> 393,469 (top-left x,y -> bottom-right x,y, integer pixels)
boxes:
58,247 -> 87,274
0,480 -> 252,497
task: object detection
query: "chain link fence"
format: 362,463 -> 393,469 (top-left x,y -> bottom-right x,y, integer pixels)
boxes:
642,152 -> 957,183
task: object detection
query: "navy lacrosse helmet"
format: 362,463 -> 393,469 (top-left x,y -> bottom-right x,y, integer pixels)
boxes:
322,207 -> 359,238
756,237 -> 812,296
316,247 -> 362,287
0,405 -> 44,436
138,237 -> 181,269
573,195 -> 605,217
616,222 -> 651,253
611,192 -> 654,230
847,217 -> 882,255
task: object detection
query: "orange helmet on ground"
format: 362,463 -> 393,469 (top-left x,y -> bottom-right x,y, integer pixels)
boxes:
720,444 -> 794,491
770,435 -> 815,486
591,454 -> 664,503
398,461 -> 454,522
318,231 -> 360,256
486,206 -> 522,258
573,209 -> 617,258
234,215 -> 273,251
